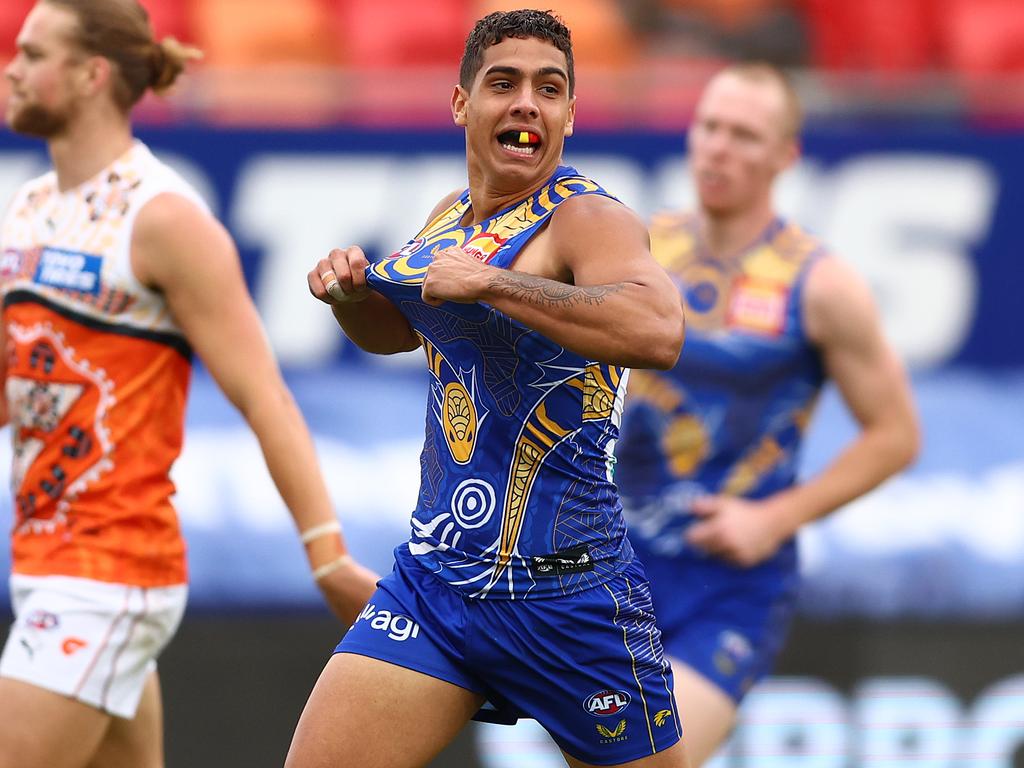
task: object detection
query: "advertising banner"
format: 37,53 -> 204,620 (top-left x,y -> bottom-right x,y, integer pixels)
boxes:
0,125 -> 1020,618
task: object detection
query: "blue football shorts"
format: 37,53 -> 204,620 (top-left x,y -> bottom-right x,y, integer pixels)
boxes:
337,545 -> 683,766
633,539 -> 800,703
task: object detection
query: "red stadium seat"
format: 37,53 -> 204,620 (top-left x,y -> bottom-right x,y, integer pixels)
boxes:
331,0 -> 469,69
659,0 -> 787,29
140,0 -> 191,42
940,0 -> 1024,74
1,2 -> 189,59
189,0 -> 340,67
800,0 -> 940,72
0,0 -> 35,60
473,0 -> 639,67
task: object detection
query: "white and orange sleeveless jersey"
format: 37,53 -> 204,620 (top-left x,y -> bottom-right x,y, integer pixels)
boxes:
0,141 -> 205,587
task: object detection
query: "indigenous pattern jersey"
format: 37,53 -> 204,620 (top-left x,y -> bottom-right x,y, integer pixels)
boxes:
0,142 -> 203,587
616,213 -> 826,572
367,166 -> 633,599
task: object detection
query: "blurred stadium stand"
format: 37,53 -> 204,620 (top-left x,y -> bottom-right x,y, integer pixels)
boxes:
2,0 -> 1022,125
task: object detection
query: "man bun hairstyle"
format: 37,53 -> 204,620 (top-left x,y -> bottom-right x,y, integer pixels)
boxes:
44,0 -> 202,110
148,36 -> 201,95
460,9 -> 575,96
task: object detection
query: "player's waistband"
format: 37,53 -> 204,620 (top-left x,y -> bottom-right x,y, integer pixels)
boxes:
395,537 -> 635,601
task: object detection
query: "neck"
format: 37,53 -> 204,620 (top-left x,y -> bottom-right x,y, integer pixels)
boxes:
698,197 -> 776,261
47,109 -> 134,192
465,158 -> 559,223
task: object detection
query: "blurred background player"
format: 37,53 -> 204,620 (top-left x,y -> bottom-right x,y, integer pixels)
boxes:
614,62 -> 920,766
0,2 -> 376,767
288,9 -> 689,768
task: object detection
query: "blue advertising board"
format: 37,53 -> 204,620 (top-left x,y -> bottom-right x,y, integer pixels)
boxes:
0,124 -> 1021,617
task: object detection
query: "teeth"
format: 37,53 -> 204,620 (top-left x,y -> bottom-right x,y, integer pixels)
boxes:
501,144 -> 536,155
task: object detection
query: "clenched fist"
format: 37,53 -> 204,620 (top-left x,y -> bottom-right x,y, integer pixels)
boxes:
422,246 -> 495,306
309,246 -> 371,305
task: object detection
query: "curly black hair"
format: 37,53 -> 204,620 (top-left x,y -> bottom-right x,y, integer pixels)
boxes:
459,9 -> 574,96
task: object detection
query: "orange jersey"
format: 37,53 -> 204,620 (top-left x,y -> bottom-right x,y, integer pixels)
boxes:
0,142 -> 203,587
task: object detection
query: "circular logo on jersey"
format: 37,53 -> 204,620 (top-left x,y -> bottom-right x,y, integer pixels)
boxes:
584,689 -> 632,717
685,280 -> 719,313
451,478 -> 496,530
395,237 -> 425,258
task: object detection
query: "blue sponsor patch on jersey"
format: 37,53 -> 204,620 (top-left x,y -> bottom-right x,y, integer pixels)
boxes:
34,247 -> 102,295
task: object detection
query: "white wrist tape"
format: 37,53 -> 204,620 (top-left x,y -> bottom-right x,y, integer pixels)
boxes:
300,520 -> 342,545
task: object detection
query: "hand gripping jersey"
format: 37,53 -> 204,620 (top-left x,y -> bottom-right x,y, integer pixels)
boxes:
367,166 -> 635,599
616,213 -> 826,575
0,142 -> 204,587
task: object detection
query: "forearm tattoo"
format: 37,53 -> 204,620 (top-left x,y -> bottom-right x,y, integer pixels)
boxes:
487,272 -> 625,307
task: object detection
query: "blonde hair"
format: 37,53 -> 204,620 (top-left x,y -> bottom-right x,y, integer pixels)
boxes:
44,0 -> 202,110
719,62 -> 803,139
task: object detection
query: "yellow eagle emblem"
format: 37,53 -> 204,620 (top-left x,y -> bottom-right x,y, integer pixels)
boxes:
654,709 -> 673,727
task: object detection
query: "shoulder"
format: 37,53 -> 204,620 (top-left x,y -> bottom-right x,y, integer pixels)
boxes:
19,170 -> 57,197
132,192 -> 233,288
805,254 -> 870,303
804,255 -> 880,346
4,171 -> 57,217
773,219 -> 828,265
133,146 -> 209,214
540,193 -> 650,277
134,191 -> 221,239
548,192 -> 646,240
646,209 -> 696,269
649,209 -> 692,234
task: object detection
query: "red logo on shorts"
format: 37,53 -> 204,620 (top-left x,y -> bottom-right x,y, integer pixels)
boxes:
25,610 -> 59,631
585,689 -> 632,717
61,637 -> 87,655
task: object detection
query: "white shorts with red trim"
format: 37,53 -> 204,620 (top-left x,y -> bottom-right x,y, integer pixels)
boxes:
0,574 -> 187,719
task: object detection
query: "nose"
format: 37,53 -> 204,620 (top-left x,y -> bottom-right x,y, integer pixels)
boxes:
509,87 -> 539,119
702,127 -> 731,160
704,123 -> 729,149
4,56 -> 21,83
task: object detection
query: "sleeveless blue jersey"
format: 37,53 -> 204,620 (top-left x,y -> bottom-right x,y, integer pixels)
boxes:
366,166 -> 635,600
616,213 -> 826,574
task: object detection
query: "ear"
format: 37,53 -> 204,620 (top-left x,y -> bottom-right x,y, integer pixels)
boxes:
451,85 -> 469,127
777,136 -> 800,173
77,54 -> 113,99
563,96 -> 576,138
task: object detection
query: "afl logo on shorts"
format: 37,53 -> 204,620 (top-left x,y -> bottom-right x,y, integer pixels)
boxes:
25,610 -> 59,631
585,689 -> 631,717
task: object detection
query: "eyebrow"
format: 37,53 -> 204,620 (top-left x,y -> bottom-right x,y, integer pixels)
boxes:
483,65 -> 568,82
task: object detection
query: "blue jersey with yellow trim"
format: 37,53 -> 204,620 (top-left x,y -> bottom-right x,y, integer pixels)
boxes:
367,166 -> 634,599
616,213 -> 826,571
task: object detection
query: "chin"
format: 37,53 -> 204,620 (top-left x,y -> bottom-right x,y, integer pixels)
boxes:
9,106 -> 68,139
699,199 -> 739,217
495,159 -> 540,182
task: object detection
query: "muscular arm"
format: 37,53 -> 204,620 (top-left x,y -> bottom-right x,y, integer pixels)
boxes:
133,193 -> 376,622
325,278 -> 420,355
424,194 -> 685,369
687,256 -> 920,566
766,256 -> 921,533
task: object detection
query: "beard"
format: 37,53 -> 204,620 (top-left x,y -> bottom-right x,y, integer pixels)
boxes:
7,100 -> 72,139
